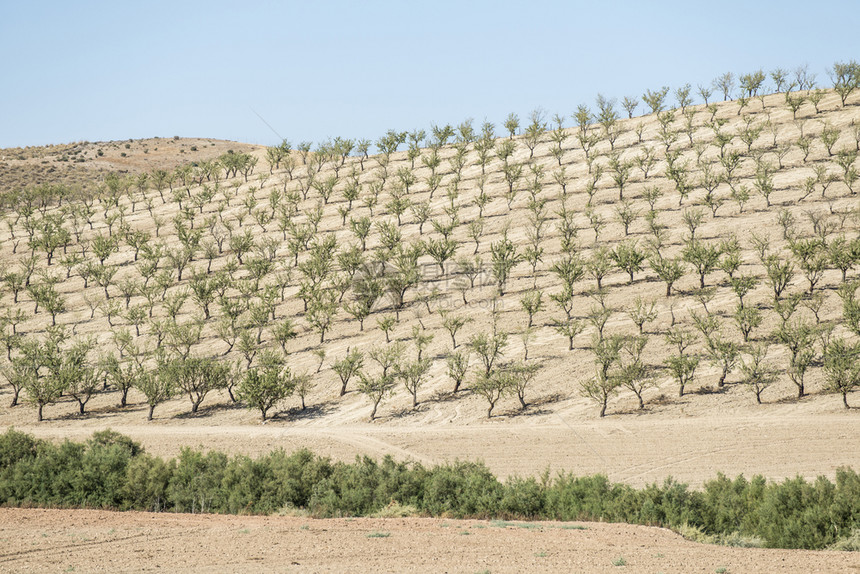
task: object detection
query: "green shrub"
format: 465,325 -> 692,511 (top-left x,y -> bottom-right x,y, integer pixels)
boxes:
0,430 -> 857,550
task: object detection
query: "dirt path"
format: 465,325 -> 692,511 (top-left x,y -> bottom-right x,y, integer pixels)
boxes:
0,509 -> 856,573
14,411 -> 860,487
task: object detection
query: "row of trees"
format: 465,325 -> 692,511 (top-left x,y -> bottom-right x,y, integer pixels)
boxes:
1,73 -> 859,423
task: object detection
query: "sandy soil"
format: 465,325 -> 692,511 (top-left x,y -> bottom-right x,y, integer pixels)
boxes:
1,509 -> 857,573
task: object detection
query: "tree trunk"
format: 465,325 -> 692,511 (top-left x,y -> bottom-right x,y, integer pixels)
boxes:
148,405 -> 155,421
340,382 -> 348,396
37,404 -> 43,422
10,388 -> 19,407
599,401 -> 606,417
844,392 -> 850,409
453,380 -> 461,393
679,384 -> 685,397
120,388 -> 129,407
78,401 -> 86,415
797,383 -> 804,399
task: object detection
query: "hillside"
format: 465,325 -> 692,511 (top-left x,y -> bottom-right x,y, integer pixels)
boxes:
0,137 -> 262,197
1,87 -> 860,486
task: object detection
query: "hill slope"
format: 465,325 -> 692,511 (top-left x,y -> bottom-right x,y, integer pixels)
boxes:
1,89 -> 859,484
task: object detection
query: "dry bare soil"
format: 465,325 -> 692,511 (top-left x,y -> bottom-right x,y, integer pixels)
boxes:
1,509 -> 858,573
2,89 -> 860,570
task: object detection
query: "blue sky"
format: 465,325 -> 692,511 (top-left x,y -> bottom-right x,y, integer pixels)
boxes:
1,0 -> 856,149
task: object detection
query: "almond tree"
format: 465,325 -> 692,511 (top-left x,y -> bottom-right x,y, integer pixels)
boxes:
608,153 -> 632,200
333,348 -> 364,396
522,109 -> 547,159
675,83 -> 693,112
520,291 -> 543,328
828,235 -> 860,281
683,240 -> 722,289
789,238 -> 828,294
357,371 -> 395,421
21,337 -> 65,422
773,318 -> 816,398
135,368 -> 173,421
58,340 -> 100,416
627,296 -> 657,334
490,231 -> 520,296
238,351 -> 295,421
642,86 -> 669,114
733,303 -> 762,342
441,312 -> 472,349
621,96 -> 639,118
473,367 -> 512,418
596,94 -> 620,148
648,254 -> 685,297
740,343 -> 777,404
553,315 -> 585,350
664,352 -> 698,397
609,241 -> 646,283
823,337 -> 860,408
830,59 -> 860,106
504,112 -> 520,139
763,253 -> 794,301
714,72 -> 735,101
697,84 -> 713,105
507,360 -> 540,409
355,139 -> 371,169
446,348 -> 470,393
581,334 -> 623,417
306,289 -> 339,344
770,68 -> 789,92
397,357 -> 431,409
385,243 -> 422,317
548,250 -> 581,295
160,355 -> 229,414
102,353 -> 138,407
469,329 -> 508,377
618,334 -> 652,409
426,237 -> 457,275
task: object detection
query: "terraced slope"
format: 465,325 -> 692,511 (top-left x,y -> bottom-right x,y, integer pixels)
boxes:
1,89 -> 859,484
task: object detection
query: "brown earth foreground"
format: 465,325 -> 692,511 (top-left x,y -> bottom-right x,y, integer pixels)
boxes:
0,509 -> 857,573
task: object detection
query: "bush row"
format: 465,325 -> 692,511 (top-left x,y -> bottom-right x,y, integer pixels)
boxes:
0,428 -> 858,550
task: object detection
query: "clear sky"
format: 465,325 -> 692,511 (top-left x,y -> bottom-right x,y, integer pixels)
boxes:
1,0 -> 856,149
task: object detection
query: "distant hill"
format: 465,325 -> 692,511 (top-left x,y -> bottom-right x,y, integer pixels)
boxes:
0,137 -> 262,196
